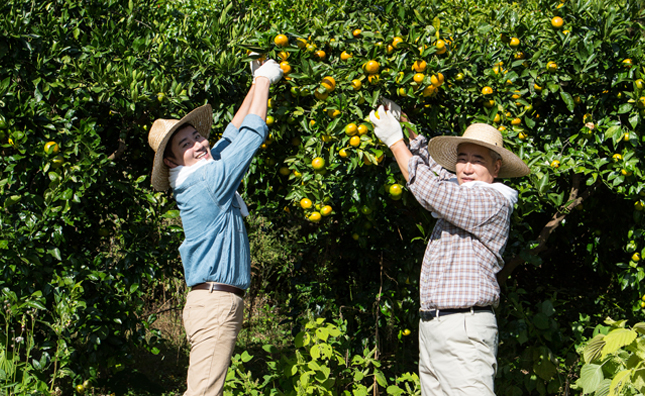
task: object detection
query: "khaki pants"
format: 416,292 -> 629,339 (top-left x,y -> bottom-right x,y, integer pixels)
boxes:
419,310 -> 498,396
183,289 -> 244,396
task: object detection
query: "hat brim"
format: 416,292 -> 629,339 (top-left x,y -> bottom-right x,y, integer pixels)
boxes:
151,104 -> 213,191
427,135 -> 530,178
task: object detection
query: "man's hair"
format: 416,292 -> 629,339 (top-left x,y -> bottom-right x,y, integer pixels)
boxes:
489,149 -> 502,163
163,123 -> 195,160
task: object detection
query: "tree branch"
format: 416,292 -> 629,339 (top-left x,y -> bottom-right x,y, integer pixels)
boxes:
108,138 -> 126,161
497,176 -> 601,285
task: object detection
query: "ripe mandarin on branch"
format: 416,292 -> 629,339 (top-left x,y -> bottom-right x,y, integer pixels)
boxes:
274,34 -> 289,46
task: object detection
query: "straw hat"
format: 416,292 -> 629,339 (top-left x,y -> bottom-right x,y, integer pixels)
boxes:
148,104 -> 213,191
427,123 -> 530,178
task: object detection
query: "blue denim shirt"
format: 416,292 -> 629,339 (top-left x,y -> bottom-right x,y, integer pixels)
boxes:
173,114 -> 267,289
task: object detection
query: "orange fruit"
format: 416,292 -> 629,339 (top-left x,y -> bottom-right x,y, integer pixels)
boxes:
493,114 -> 501,123
534,83 -> 542,91
413,73 -> 425,83
546,61 -> 557,72
353,29 -> 362,37
455,72 -> 465,81
551,160 -> 560,168
339,148 -> 349,158
315,50 -> 326,59
430,73 -> 444,87
278,51 -> 289,61
483,99 -> 495,108
308,212 -> 322,222
389,184 -> 403,197
612,153 -> 622,161
392,36 -> 403,48
300,198 -> 313,209
365,60 -> 380,74
296,38 -> 307,48
351,79 -> 362,90
551,16 -> 564,28
274,34 -> 289,46
340,51 -> 352,60
435,39 -> 446,50
321,76 -> 336,92
511,118 -> 521,126
623,59 -> 633,68
412,60 -> 427,72
368,74 -> 380,84
349,136 -> 360,147
314,91 -> 329,101
312,157 -> 325,170
345,123 -> 358,136
357,124 -> 369,135
482,86 -> 493,95
321,205 -> 333,216
386,44 -> 394,54
279,61 -> 291,74
518,132 -> 527,139
306,43 -> 316,52
279,167 -> 290,176
266,115 -> 275,126
327,108 -> 340,118
512,90 -> 521,99
514,51 -> 525,60
44,141 -> 59,155
635,79 -> 645,90
509,37 -> 520,47
497,125 -> 506,131
422,85 -> 436,97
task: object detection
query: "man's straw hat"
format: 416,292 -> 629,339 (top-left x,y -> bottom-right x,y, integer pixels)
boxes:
148,104 -> 212,191
427,123 -> 530,178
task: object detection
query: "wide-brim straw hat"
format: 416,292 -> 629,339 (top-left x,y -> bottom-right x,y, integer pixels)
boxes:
427,123 -> 530,178
148,104 -> 213,191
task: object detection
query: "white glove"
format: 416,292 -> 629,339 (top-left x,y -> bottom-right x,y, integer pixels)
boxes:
249,52 -> 263,75
369,105 -> 404,147
253,59 -> 283,85
380,97 -> 402,121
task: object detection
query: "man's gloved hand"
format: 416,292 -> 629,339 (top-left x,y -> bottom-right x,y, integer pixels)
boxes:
253,59 -> 283,85
379,97 -> 402,121
249,52 -> 263,75
369,105 -> 404,148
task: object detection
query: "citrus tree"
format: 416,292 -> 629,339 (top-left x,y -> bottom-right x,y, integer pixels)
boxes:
1,0 -> 644,394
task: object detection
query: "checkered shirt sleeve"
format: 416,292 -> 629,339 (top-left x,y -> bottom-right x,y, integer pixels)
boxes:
407,135 -> 512,310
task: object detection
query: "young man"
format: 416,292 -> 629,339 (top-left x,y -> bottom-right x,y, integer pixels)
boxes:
370,99 -> 529,395
147,59 -> 282,396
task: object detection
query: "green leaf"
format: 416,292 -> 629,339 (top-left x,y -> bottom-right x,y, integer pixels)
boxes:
617,103 -> 632,114
386,385 -> 404,396
316,327 -> 329,342
609,370 -> 632,396
576,363 -> 604,395
584,334 -> 606,363
560,91 -> 574,112
241,350 -> 253,363
310,344 -> 321,360
602,328 -> 637,358
375,369 -> 388,387
537,172 -> 549,195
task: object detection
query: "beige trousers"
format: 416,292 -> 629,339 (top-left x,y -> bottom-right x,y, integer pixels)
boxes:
183,289 -> 244,396
419,310 -> 498,396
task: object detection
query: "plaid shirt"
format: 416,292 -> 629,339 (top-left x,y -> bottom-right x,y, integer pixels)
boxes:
407,136 -> 513,311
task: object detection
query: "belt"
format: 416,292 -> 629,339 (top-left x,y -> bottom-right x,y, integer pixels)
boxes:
419,306 -> 493,321
191,282 -> 245,298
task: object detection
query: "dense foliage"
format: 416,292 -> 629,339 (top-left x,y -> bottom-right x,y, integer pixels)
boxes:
1,0 -> 644,394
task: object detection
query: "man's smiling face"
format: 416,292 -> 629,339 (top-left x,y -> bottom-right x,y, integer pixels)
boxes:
455,143 -> 501,185
164,124 -> 212,168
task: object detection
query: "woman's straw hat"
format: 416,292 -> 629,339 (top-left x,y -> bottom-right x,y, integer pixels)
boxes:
148,104 -> 213,191
427,123 -> 530,178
